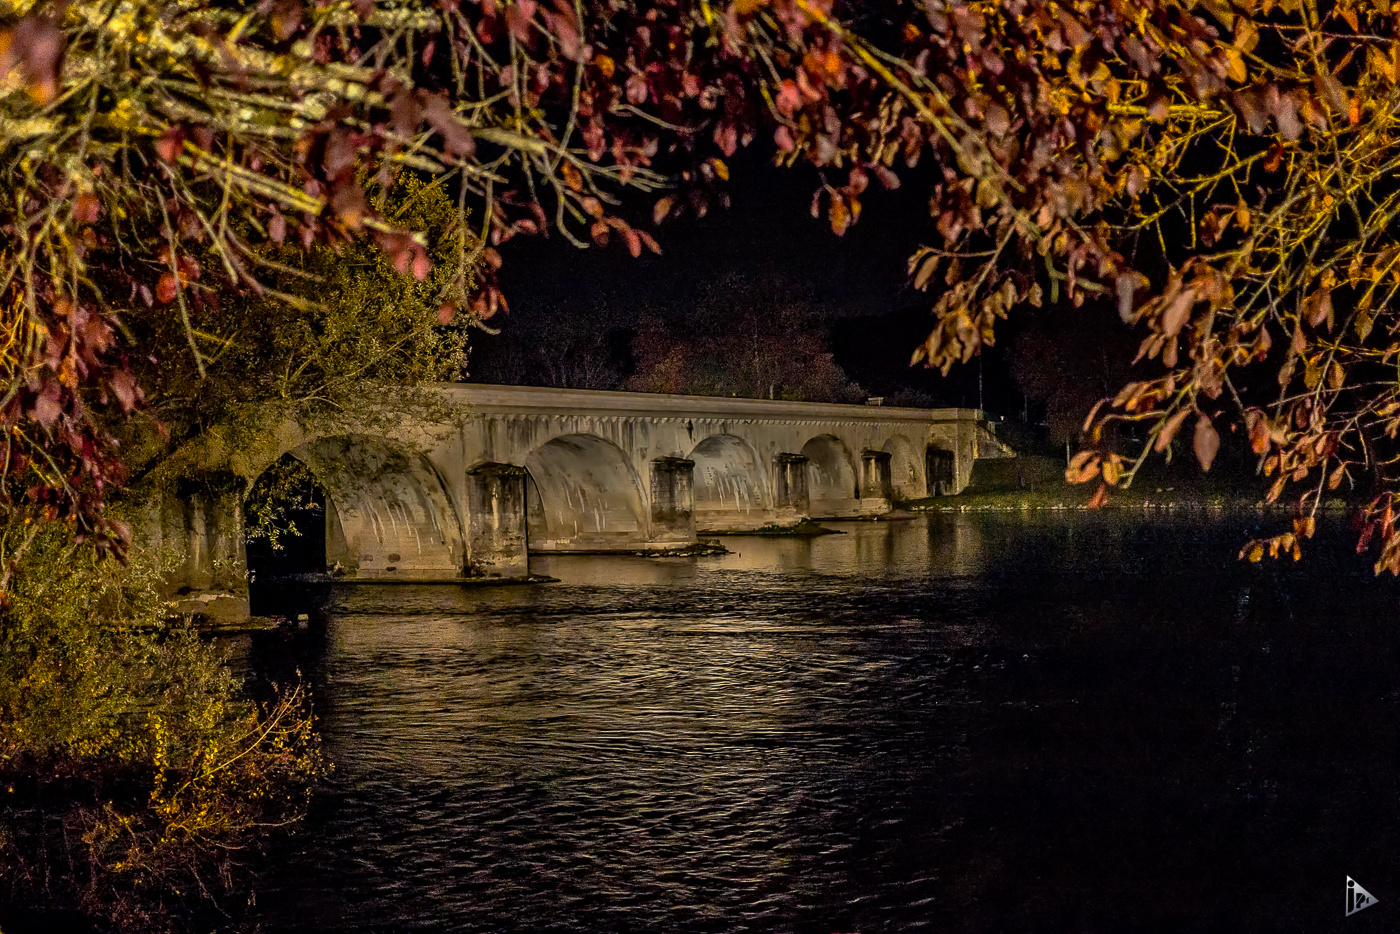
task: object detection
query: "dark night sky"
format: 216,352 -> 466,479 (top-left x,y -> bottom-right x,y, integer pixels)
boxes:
498,147 -> 916,319
478,147 -> 1029,413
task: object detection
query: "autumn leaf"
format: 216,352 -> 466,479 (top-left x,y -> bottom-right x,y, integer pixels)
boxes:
776,80 -> 801,115
1154,408 -> 1191,452
1193,414 -> 1220,472
1245,409 -> 1271,455
984,103 -> 1010,138
31,382 -> 62,428
155,126 -> 185,163
914,254 -> 940,291
561,162 -> 583,192
1086,483 -> 1109,508
1065,449 -> 1100,484
73,193 -> 100,224
1160,288 -> 1196,338
6,17 -> 64,104
828,195 -> 850,235
156,273 -> 179,304
504,0 -> 538,42
1101,457 -> 1122,486
109,369 -> 139,413
652,196 -> 673,225
1225,48 -> 1247,83
1115,273 -> 1138,322
421,95 -> 475,158
270,0 -> 304,41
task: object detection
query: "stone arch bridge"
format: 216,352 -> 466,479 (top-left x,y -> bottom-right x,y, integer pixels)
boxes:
143,385 -> 1010,617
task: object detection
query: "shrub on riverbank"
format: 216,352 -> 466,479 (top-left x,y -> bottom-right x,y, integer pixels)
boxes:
0,523 -> 326,930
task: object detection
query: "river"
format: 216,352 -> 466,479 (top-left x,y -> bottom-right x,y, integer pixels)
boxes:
242,513 -> 1400,932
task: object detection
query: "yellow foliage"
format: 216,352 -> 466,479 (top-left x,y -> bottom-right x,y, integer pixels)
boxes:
0,519 -> 327,921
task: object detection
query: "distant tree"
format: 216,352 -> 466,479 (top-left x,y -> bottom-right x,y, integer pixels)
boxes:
626,272 -> 863,401
471,297 -> 632,390
1009,308 -> 1136,445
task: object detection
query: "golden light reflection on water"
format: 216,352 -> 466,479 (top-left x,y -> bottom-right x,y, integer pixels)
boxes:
530,514 -> 992,583
247,511 -> 1400,932
309,516 -> 1004,787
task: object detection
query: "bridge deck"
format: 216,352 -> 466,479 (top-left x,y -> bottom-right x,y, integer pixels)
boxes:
440,383 -> 983,424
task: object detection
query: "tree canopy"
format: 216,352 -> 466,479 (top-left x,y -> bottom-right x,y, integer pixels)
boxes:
626,271 -> 864,401
2,0 -> 1400,567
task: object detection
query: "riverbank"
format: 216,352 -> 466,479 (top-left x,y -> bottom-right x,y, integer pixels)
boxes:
904,485 -> 1350,513
0,527 -> 328,934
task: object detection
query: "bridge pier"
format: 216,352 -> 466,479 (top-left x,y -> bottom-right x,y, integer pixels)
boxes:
773,453 -> 811,525
859,449 -> 894,515
464,463 -> 530,578
144,474 -> 250,622
649,456 -> 696,543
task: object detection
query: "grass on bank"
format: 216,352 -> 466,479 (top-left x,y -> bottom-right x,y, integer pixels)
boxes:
904,476 -> 1351,513
903,484 -> 1299,512
899,450 -> 1364,513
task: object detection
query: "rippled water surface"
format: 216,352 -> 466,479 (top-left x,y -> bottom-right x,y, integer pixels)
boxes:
247,514 -> 1400,932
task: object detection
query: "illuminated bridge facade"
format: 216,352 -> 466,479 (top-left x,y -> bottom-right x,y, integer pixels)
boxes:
142,385 -> 1010,617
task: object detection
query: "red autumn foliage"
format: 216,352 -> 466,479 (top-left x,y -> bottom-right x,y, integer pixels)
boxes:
0,0 -> 1396,573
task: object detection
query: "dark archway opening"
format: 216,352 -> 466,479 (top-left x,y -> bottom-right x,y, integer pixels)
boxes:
245,453 -> 329,583
926,446 -> 955,496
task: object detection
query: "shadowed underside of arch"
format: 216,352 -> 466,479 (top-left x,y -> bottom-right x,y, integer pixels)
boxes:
289,435 -> 464,578
882,435 -> 925,500
689,433 -> 771,531
801,434 -> 859,518
525,433 -> 648,549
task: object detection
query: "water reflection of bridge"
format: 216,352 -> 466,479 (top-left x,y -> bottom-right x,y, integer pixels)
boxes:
144,385 -> 1010,617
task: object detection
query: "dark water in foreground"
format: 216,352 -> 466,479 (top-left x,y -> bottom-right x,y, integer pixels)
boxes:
245,513 -> 1400,932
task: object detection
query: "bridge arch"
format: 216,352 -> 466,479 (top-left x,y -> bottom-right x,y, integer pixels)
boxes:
926,440 -> 956,496
882,435 -> 925,500
801,433 -> 858,516
688,433 -> 770,528
524,433 -> 648,548
251,435 -> 465,579
244,453 -> 329,579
